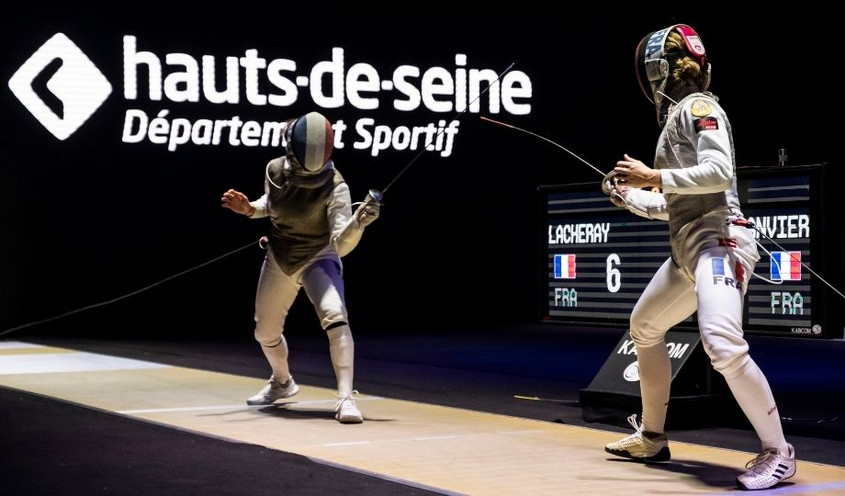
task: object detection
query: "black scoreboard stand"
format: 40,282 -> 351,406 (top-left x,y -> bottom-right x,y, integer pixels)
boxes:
578,328 -> 740,430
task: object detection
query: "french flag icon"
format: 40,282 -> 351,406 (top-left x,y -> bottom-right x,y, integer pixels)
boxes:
770,251 -> 802,281
554,254 -> 576,279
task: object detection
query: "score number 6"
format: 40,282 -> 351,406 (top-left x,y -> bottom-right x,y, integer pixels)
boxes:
606,254 -> 621,293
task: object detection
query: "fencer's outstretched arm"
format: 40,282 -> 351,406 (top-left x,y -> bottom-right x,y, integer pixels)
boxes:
331,184 -> 381,257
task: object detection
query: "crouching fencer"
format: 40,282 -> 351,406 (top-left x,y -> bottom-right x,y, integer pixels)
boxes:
602,24 -> 796,490
221,111 -> 382,424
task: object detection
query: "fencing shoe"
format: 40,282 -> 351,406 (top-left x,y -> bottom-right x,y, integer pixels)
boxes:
736,444 -> 796,490
604,414 -> 671,462
335,393 -> 363,424
246,376 -> 299,405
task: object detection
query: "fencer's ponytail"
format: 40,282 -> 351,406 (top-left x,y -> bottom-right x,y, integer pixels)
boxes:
665,32 -> 707,92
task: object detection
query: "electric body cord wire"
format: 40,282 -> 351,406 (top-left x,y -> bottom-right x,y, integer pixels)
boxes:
0,239 -> 260,338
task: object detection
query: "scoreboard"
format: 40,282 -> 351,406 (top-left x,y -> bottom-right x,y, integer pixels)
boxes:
538,164 -> 843,338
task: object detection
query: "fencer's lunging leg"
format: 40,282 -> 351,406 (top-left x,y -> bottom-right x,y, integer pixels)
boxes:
327,323 -> 355,398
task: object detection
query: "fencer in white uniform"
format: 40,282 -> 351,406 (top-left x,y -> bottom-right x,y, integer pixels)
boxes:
221,111 -> 381,424
602,24 -> 796,491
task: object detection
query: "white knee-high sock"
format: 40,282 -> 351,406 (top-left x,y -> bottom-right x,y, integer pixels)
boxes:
637,340 -> 672,434
723,357 -> 788,453
327,324 -> 355,398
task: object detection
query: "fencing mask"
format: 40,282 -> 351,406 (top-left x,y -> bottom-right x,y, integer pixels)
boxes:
284,111 -> 335,175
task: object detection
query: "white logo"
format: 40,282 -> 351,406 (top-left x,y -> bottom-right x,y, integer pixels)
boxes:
622,361 -> 640,382
7,33 -> 531,156
8,33 -> 112,140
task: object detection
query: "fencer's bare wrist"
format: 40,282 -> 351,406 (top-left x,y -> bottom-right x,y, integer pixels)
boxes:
651,170 -> 662,188
244,205 -> 255,217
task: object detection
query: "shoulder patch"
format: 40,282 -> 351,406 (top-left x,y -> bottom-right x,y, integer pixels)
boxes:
689,99 -> 712,117
694,116 -> 719,132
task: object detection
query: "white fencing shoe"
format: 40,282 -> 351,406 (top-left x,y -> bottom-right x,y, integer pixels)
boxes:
604,414 -> 670,462
736,444 -> 796,490
246,376 -> 299,406
335,393 -> 363,424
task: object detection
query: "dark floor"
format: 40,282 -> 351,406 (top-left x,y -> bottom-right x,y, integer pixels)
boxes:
2,323 -> 844,495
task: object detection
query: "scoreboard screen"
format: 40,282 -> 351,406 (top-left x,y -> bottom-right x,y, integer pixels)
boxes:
538,164 -> 842,338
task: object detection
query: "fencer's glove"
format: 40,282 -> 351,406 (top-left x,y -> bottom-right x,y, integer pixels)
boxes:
601,170 -> 628,208
354,189 -> 383,227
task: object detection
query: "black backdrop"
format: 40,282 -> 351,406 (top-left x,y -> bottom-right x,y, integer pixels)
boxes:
2,2 -> 842,340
